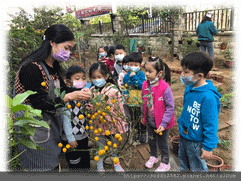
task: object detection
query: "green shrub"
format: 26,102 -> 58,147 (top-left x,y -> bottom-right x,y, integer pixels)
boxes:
8,25 -> 45,98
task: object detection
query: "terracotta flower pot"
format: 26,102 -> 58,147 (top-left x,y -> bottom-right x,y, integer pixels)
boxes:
171,136 -> 180,155
205,155 -> 224,171
216,75 -> 224,83
225,60 -> 233,68
211,73 -> 217,81
220,43 -> 227,50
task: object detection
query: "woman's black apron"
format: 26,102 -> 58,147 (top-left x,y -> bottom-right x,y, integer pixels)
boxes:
13,61 -> 62,172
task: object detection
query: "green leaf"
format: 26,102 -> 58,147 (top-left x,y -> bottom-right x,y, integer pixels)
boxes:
19,125 -> 36,136
5,94 -> 13,108
18,137 -> 37,149
10,104 -> 28,113
29,109 -> 42,117
104,95 -> 109,102
60,90 -> 66,100
36,145 -> 44,151
12,91 -> 37,106
14,119 -> 50,128
54,88 -> 60,96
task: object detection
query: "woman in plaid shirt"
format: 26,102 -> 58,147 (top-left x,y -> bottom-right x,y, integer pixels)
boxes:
14,24 -> 91,172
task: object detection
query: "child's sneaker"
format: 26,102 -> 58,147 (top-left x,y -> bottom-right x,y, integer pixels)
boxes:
114,162 -> 125,172
155,162 -> 171,172
145,156 -> 158,168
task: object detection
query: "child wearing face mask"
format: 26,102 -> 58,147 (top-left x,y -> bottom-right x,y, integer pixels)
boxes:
123,52 -> 147,143
141,57 -> 175,172
89,62 -> 127,172
98,46 -> 108,63
178,52 -> 221,172
60,65 -> 92,170
113,45 -> 127,82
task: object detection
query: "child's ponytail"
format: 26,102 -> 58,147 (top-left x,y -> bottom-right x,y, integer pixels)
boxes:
163,62 -> 171,85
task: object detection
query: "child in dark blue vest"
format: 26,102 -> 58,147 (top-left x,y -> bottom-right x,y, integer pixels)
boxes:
60,65 -> 92,171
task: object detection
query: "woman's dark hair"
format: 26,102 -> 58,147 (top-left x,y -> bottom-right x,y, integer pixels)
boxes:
201,16 -> 212,23
129,52 -> 143,64
65,65 -> 85,80
181,51 -> 213,77
89,62 -> 117,86
19,24 -> 75,79
107,46 -> 116,57
145,57 -> 171,84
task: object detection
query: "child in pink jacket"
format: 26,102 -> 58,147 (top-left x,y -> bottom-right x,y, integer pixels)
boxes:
141,57 -> 175,172
89,62 -> 127,172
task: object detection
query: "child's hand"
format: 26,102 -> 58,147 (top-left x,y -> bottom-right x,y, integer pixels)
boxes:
69,140 -> 78,148
200,148 -> 212,159
130,72 -> 136,77
156,125 -> 165,133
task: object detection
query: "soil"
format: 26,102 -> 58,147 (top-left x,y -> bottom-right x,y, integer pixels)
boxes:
206,159 -> 222,166
60,53 -> 233,171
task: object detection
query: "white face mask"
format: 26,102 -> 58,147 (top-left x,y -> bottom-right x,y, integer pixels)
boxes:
149,71 -> 163,85
150,77 -> 159,85
115,54 -> 125,61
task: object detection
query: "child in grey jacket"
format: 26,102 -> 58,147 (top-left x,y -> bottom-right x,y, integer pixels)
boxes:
60,65 -> 92,170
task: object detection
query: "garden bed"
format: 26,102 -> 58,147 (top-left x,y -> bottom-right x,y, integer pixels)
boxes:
60,56 -> 234,171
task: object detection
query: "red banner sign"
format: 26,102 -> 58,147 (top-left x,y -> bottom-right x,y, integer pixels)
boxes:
65,0 -> 71,13
76,2 -> 112,19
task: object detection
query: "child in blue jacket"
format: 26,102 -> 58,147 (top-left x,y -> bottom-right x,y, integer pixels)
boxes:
123,52 -> 147,143
178,51 -> 222,172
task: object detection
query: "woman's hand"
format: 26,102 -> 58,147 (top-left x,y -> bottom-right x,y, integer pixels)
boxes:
63,88 -> 92,103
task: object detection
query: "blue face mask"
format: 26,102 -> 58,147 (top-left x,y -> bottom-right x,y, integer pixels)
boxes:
129,66 -> 140,72
123,65 -> 130,72
92,78 -> 106,88
180,75 -> 197,86
99,52 -> 107,59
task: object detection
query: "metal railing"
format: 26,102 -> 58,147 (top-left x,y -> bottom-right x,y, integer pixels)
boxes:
94,16 -> 171,35
184,8 -> 234,31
